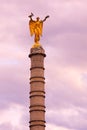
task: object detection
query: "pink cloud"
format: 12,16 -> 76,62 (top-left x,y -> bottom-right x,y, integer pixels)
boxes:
0,0 -> 87,130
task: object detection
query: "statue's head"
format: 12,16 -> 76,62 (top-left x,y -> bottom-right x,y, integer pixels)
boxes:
36,17 -> 40,21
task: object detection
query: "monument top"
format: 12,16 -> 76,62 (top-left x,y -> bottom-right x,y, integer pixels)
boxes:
29,46 -> 46,58
28,13 -> 49,48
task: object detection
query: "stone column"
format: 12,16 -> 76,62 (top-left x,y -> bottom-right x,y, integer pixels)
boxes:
29,46 -> 46,130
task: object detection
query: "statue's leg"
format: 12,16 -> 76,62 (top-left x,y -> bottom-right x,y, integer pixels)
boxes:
34,34 -> 40,43
34,35 -> 37,43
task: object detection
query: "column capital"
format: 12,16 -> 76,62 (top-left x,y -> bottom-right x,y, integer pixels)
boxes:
29,46 -> 46,58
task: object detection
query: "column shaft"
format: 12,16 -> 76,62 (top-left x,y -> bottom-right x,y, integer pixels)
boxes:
29,47 -> 46,130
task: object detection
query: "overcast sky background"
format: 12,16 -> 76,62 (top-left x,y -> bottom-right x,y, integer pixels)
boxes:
0,0 -> 87,130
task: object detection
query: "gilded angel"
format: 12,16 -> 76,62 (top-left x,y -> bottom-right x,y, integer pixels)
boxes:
28,13 -> 49,44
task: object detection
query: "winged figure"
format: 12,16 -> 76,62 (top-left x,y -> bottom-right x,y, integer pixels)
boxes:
28,13 -> 49,44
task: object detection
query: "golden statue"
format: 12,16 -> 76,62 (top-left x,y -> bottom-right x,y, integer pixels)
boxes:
28,13 -> 49,48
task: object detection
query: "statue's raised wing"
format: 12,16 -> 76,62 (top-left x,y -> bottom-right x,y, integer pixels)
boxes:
29,20 -> 36,36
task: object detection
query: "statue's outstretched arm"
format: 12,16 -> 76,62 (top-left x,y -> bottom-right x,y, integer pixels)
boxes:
28,12 -> 34,20
42,15 -> 50,22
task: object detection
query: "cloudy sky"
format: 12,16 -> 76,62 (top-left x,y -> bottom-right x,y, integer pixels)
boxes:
1,0 -> 87,130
